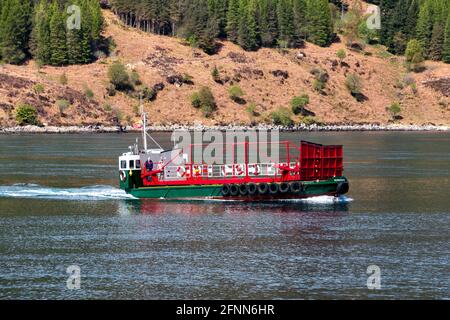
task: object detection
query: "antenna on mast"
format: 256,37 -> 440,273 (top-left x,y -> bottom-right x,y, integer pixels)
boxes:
140,93 -> 148,152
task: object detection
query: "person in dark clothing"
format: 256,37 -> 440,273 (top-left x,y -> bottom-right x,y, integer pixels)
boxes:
145,159 -> 154,172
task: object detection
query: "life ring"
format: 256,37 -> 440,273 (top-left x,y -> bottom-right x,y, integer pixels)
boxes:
235,164 -> 244,176
119,171 -> 127,182
177,166 -> 186,178
193,166 -> 201,177
249,164 -> 260,176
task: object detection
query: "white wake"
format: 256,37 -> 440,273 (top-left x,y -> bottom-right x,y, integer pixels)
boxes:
0,184 -> 136,201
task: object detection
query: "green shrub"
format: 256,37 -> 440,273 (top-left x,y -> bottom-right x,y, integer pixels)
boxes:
246,102 -> 258,117
211,66 -> 220,82
405,40 -> 425,72
130,70 -> 142,86
271,107 -> 293,126
133,104 -> 140,116
104,103 -> 112,112
191,87 -> 217,117
141,86 -> 157,101
310,68 -> 329,83
56,99 -> 70,114
15,104 -> 38,125
388,102 -> 401,117
336,49 -> 346,61
301,116 -> 318,126
59,73 -> 68,85
405,40 -> 424,63
191,92 -> 201,108
311,68 -> 329,92
33,83 -> 45,94
291,94 -> 310,115
183,73 -> 194,84
113,108 -> 124,122
229,85 -> 244,102
85,88 -> 94,99
313,79 -> 326,92
345,73 -> 363,95
107,61 -> 131,91
106,83 -> 116,96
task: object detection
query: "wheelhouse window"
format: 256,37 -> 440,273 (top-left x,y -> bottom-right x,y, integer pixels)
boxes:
135,160 -> 141,169
120,160 -> 126,169
129,160 -> 135,170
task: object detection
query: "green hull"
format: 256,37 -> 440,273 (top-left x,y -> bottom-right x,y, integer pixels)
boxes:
129,185 -> 223,199
122,177 -> 349,200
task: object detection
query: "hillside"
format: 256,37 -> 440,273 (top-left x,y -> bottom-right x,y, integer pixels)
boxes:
0,9 -> 449,128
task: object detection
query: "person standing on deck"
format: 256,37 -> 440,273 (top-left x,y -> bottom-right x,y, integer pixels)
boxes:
145,158 -> 154,172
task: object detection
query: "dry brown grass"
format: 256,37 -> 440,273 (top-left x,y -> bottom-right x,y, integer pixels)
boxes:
1,9 -> 449,127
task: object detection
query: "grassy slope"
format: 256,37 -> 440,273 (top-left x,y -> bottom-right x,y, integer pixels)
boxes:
0,9 -> 449,127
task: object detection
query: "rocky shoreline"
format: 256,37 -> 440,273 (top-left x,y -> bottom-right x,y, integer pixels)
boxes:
0,123 -> 449,134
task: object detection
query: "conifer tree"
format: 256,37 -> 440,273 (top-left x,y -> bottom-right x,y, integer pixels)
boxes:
258,0 -> 278,47
239,0 -> 259,51
443,15 -> 450,63
380,0 -> 397,48
49,1 -> 68,66
31,0 -> 51,64
416,0 -> 433,57
429,22 -> 445,61
79,0 -> 94,63
0,0 -> 32,64
306,0 -> 332,47
226,0 -> 240,43
277,0 -> 295,47
405,0 -> 420,39
293,0 -> 307,44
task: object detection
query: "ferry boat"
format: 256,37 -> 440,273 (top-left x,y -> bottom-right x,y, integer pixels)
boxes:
118,111 -> 349,200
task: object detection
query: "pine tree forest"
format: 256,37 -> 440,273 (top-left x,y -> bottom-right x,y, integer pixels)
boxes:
0,0 -> 449,66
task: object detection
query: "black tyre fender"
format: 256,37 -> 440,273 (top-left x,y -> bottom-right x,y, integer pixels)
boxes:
239,184 -> 248,196
258,183 -> 269,195
269,183 -> 279,195
289,181 -> 302,193
221,184 -> 231,197
230,184 -> 239,197
337,182 -> 350,195
247,183 -> 258,195
279,182 -> 290,193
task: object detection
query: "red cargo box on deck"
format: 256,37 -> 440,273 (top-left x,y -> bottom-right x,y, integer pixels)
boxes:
300,141 -> 343,181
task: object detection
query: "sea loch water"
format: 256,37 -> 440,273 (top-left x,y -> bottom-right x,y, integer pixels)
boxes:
0,132 -> 449,299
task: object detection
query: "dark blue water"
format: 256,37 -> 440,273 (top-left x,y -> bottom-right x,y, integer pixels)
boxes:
0,132 -> 449,299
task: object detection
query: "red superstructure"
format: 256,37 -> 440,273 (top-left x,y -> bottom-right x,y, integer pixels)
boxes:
140,141 -> 343,187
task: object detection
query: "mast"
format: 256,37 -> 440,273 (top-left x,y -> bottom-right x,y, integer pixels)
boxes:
140,95 -> 148,152
140,94 -> 163,152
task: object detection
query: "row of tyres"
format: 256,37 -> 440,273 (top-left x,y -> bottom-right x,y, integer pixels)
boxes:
221,181 -> 304,197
